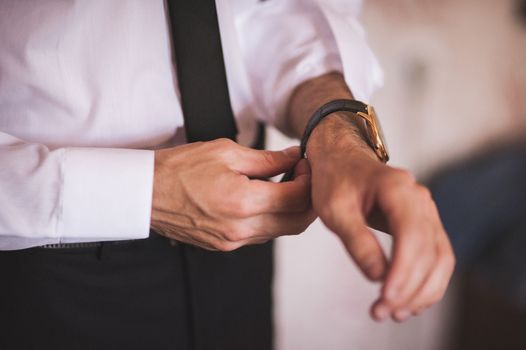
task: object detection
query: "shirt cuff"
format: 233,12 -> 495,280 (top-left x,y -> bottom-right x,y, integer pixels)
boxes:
237,0 -> 381,136
319,6 -> 384,102
59,147 -> 155,243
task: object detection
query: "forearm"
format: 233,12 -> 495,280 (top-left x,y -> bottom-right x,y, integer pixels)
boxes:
286,72 -> 376,162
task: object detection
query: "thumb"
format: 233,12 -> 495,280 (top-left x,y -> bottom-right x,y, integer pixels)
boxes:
234,146 -> 301,178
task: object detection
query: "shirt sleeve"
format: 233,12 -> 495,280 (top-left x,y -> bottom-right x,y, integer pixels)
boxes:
0,132 -> 154,250
235,0 -> 383,135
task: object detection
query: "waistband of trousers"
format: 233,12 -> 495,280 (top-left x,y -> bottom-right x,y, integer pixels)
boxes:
38,232 -> 174,249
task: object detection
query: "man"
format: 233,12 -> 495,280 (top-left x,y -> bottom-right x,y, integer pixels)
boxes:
0,0 -> 454,349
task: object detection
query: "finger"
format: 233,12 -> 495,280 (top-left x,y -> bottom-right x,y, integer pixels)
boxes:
325,199 -> 388,281
248,207 -> 318,239
407,231 -> 455,315
377,190 -> 435,314
219,207 -> 317,247
388,229 -> 436,321
245,172 -> 312,214
232,145 -> 302,178
390,226 -> 445,320
378,186 -> 447,322
371,298 -> 390,322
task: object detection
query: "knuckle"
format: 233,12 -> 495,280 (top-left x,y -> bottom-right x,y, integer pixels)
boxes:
396,169 -> 416,183
415,184 -> 432,200
215,240 -> 240,252
229,196 -> 254,218
213,138 -> 235,148
223,224 -> 249,242
214,138 -> 238,160
222,230 -> 239,242
384,168 -> 416,187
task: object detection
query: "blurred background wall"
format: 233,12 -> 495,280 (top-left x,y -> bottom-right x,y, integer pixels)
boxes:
268,0 -> 526,349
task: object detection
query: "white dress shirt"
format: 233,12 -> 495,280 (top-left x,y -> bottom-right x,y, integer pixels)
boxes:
0,0 -> 381,250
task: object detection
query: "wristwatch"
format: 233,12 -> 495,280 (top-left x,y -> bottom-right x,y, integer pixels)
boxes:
281,99 -> 389,182
300,99 -> 389,163
343,100 -> 389,163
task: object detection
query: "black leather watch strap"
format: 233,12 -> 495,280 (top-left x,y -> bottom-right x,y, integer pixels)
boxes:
299,99 -> 368,157
281,99 -> 368,182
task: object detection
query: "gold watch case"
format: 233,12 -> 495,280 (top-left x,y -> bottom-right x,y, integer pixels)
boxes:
356,105 -> 390,163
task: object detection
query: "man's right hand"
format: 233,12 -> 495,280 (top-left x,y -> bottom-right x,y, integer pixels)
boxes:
151,138 -> 316,251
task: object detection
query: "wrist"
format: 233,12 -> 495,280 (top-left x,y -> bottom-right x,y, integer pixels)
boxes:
150,149 -> 179,227
306,112 -> 378,164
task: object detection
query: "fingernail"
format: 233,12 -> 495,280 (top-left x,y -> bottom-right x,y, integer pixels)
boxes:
283,146 -> 300,158
373,304 -> 389,321
394,309 -> 411,322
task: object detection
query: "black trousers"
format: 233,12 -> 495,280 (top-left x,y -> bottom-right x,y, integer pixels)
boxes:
0,233 -> 273,350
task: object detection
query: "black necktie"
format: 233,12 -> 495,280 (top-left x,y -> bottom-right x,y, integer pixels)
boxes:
166,0 -> 238,142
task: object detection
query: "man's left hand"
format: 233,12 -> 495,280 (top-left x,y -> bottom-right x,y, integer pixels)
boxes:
306,112 -> 455,323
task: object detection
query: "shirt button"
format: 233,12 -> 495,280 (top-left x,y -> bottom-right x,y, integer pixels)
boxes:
169,239 -> 179,247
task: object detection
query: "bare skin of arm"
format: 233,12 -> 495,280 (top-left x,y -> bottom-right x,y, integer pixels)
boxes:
285,72 -> 455,322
